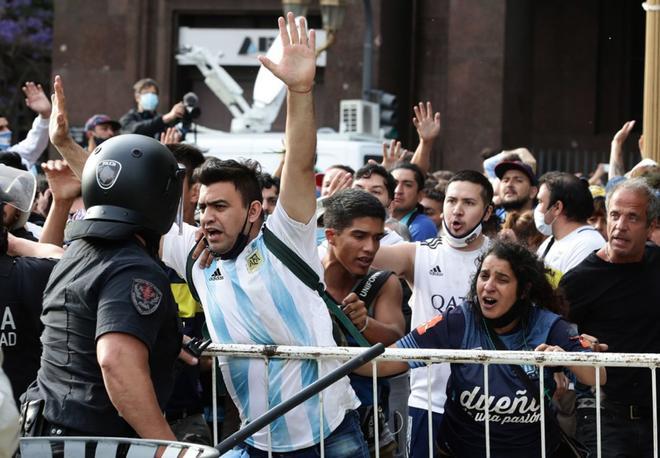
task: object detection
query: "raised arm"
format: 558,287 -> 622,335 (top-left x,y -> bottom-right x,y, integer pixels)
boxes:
258,13 -> 317,223
49,75 -> 89,178
39,160 -> 81,246
10,82 -> 51,168
410,101 -> 441,176
609,120 -> 635,180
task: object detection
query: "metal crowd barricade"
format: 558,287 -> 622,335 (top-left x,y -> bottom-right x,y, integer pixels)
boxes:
205,344 -> 660,458
19,436 -> 220,457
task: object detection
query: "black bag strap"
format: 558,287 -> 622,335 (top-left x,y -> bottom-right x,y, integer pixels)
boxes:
540,237 -> 555,261
352,269 -> 393,317
262,225 -> 370,347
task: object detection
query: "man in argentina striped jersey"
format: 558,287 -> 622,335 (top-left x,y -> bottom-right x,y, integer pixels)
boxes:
161,13 -> 367,457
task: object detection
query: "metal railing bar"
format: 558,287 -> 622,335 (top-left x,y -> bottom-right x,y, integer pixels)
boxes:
539,365 -> 545,458
484,363 -> 491,458
203,344 -> 660,368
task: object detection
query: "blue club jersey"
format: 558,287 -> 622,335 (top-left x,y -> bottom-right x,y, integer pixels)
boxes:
397,303 -> 590,457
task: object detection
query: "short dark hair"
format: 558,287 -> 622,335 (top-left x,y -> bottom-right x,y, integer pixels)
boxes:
323,188 -> 386,232
424,189 -> 445,204
355,163 -> 396,201
326,164 -> 355,176
447,169 -> 494,206
168,144 -> 205,188
392,162 -> 425,192
258,172 -> 280,192
468,239 -> 566,317
194,158 -> 262,208
539,172 -> 593,223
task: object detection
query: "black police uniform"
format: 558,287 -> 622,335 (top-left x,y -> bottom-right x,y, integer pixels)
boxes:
23,236 -> 181,436
0,254 -> 55,404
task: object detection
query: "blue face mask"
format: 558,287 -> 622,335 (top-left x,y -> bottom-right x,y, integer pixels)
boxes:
0,131 -> 12,151
139,93 -> 159,111
316,227 -> 326,246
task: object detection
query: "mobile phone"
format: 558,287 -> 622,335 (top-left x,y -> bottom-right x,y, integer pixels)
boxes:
600,163 -> 610,173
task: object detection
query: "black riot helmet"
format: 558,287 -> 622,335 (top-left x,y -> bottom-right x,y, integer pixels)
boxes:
81,134 -> 185,236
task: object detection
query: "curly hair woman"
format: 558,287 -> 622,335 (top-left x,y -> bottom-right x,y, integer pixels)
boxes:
357,239 -> 605,457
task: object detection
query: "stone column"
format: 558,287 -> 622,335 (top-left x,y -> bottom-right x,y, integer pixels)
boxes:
643,0 -> 660,162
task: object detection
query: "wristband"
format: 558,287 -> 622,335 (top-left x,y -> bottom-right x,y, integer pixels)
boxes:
358,317 -> 369,333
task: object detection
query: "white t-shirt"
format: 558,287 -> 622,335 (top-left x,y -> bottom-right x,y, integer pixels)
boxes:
408,236 -> 490,413
537,225 -> 605,286
163,203 -> 359,452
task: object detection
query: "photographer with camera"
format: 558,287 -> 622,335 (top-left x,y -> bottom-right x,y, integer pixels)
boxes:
120,78 -> 192,139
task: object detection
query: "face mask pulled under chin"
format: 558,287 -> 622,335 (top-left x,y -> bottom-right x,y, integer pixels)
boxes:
442,219 -> 483,248
533,205 -> 554,237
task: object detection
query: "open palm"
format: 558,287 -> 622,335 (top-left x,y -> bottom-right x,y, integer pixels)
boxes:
259,13 -> 316,93
23,82 -> 52,117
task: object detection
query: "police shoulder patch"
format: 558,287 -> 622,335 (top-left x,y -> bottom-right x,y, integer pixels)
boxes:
131,279 -> 162,315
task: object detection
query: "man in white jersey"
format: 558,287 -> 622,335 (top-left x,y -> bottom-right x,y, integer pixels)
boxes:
161,14 -> 366,456
534,171 -> 605,287
372,170 -> 493,458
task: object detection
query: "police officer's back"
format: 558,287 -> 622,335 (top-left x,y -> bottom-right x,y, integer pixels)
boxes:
22,135 -> 185,439
0,165 -> 55,405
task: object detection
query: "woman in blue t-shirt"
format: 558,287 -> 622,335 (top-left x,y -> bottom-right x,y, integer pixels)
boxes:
358,240 -> 605,457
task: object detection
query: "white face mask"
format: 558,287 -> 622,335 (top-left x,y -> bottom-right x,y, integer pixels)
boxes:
442,219 -> 483,248
533,204 -> 555,237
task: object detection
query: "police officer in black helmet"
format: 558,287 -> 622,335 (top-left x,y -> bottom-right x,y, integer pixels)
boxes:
21,131 -> 186,440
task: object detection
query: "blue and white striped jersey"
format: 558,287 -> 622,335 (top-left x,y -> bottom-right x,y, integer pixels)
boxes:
163,204 -> 359,452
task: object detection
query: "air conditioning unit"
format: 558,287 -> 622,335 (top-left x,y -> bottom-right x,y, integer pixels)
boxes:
339,100 -> 379,137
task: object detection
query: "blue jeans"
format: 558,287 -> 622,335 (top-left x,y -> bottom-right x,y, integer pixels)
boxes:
408,406 -> 444,458
222,409 -> 369,457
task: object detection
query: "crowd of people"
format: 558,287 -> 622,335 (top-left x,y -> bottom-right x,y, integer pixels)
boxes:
0,12 -> 659,458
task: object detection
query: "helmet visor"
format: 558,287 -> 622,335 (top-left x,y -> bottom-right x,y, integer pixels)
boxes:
0,164 -> 36,212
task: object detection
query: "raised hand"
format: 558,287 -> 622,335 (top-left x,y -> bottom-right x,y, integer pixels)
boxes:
325,171 -> 352,197
23,81 -> 52,118
258,13 -> 316,93
612,120 -> 635,147
381,139 -> 403,170
160,127 -> 182,145
413,101 -> 441,142
49,75 -> 71,148
42,159 -> 81,202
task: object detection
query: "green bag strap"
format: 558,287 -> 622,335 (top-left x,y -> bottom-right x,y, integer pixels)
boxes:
185,238 -> 204,303
262,225 -> 370,347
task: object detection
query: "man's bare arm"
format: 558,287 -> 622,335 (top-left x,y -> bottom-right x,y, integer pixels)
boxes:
97,333 -> 176,440
363,275 -> 405,346
49,75 -> 89,178
259,13 -> 317,223
410,101 -> 441,176
39,160 -> 81,246
372,242 -> 417,285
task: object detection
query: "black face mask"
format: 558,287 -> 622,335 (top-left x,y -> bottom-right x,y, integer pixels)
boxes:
482,299 -> 529,329
212,210 -> 253,261
93,136 -> 107,147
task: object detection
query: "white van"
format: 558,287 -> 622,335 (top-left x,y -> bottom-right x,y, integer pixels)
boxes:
187,126 -> 384,173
